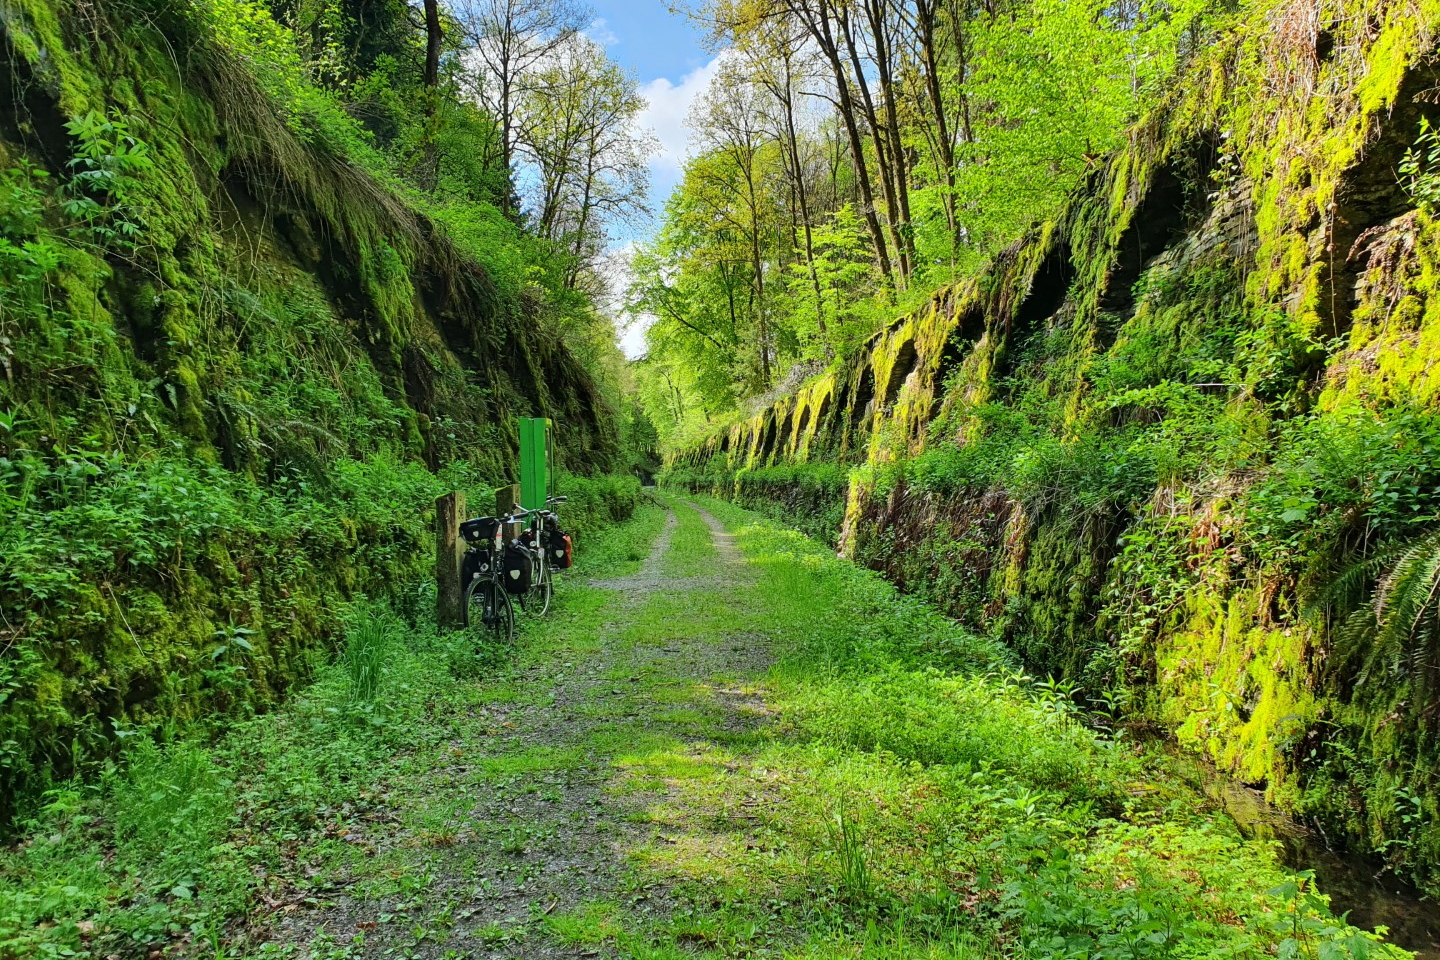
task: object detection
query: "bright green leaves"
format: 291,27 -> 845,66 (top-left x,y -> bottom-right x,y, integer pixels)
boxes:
1246,406 -> 1440,562
1399,117 -> 1440,212
60,110 -> 153,251
1,109 -> 153,301
953,0 -> 1213,264
0,163 -> 63,296
788,204 -> 885,360
0,162 -> 49,238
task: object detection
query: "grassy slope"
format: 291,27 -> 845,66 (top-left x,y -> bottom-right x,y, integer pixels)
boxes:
4,496 -> 1405,959
0,0 -> 625,820
664,0 -> 1440,889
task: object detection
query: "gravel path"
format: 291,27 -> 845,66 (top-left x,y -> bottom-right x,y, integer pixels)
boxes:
253,500 -> 774,959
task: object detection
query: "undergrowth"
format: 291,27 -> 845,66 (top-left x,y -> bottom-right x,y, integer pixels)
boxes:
617,495 -> 1409,960
0,497 -> 654,959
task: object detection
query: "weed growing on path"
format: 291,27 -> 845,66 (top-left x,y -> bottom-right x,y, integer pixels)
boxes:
601,494 -> 1409,960
0,502 -> 669,960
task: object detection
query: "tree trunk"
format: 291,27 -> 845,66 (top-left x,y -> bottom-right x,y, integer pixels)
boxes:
423,0 -> 442,88
837,3 -> 908,282
743,159 -> 772,387
916,0 -> 958,241
866,0 -> 913,275
789,0 -> 893,283
771,54 -> 830,350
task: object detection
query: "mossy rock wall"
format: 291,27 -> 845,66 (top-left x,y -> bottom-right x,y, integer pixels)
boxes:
0,0 -> 619,823
667,0 -> 1440,888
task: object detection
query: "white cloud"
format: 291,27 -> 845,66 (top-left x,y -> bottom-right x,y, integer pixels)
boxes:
619,320 -> 651,359
585,17 -> 618,47
635,52 -> 728,176
597,243 -> 654,360
602,53 -> 731,359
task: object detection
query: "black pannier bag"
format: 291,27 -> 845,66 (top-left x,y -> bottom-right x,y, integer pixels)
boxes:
501,542 -> 534,594
461,545 -> 493,586
460,516 -> 501,545
461,517 -> 501,587
546,526 -> 573,569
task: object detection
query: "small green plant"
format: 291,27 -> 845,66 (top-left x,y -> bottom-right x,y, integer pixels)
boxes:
343,606 -> 396,706
1400,117 -> 1440,212
60,110 -> 152,251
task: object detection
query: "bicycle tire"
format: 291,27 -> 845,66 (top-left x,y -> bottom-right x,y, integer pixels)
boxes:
535,557 -> 553,616
518,555 -> 553,617
465,577 -> 514,643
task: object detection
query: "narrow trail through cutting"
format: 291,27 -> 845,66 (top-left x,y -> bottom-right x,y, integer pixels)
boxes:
259,499 -> 774,958
240,494 -> 1418,960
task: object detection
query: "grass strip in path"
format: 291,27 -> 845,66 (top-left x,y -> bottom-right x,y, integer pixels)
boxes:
4,495 -> 1411,960
255,497 -> 780,959
549,494 -> 1408,960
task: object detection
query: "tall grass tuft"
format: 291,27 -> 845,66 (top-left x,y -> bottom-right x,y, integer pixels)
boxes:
343,606 -> 396,705
827,799 -> 875,909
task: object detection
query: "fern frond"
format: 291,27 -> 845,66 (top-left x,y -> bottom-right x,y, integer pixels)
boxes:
1307,548 -> 1391,624
1376,530 -> 1440,647
1319,523 -> 1440,718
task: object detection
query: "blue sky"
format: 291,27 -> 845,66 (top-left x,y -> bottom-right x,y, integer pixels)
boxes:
586,1 -> 715,216
584,2 -> 723,355
588,1 -> 712,97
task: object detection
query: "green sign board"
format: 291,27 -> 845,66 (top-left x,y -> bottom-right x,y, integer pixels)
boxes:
518,417 -> 551,510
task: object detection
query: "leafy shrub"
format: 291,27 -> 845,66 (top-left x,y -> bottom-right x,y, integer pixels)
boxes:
1246,404 -> 1440,567
59,111 -> 152,252
907,405 -> 1157,522
556,471 -> 643,541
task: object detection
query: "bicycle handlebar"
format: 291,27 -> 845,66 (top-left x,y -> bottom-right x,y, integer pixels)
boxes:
507,506 -> 557,521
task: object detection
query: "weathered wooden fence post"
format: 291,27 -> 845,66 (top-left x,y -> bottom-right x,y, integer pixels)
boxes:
436,491 -> 465,631
495,483 -> 521,540
495,483 -> 520,516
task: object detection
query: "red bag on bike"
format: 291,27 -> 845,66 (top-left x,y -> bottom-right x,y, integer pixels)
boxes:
546,528 -> 573,570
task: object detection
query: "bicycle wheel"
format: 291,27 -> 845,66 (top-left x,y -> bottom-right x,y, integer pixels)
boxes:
519,554 -> 553,617
534,557 -> 553,616
465,577 -> 514,643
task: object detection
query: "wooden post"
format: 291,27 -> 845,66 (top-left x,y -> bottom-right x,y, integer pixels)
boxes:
495,483 -> 522,540
436,491 -> 465,631
495,483 -> 520,517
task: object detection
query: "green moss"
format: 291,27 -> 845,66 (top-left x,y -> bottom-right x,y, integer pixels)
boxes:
666,0 -> 1440,892
1155,582 -> 1319,792
0,0 -> 624,822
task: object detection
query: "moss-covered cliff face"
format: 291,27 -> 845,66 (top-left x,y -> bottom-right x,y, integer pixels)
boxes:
669,0 -> 1440,889
0,0 -> 621,823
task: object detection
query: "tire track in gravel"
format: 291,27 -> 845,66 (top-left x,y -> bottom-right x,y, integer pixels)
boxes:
255,499 -> 777,960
